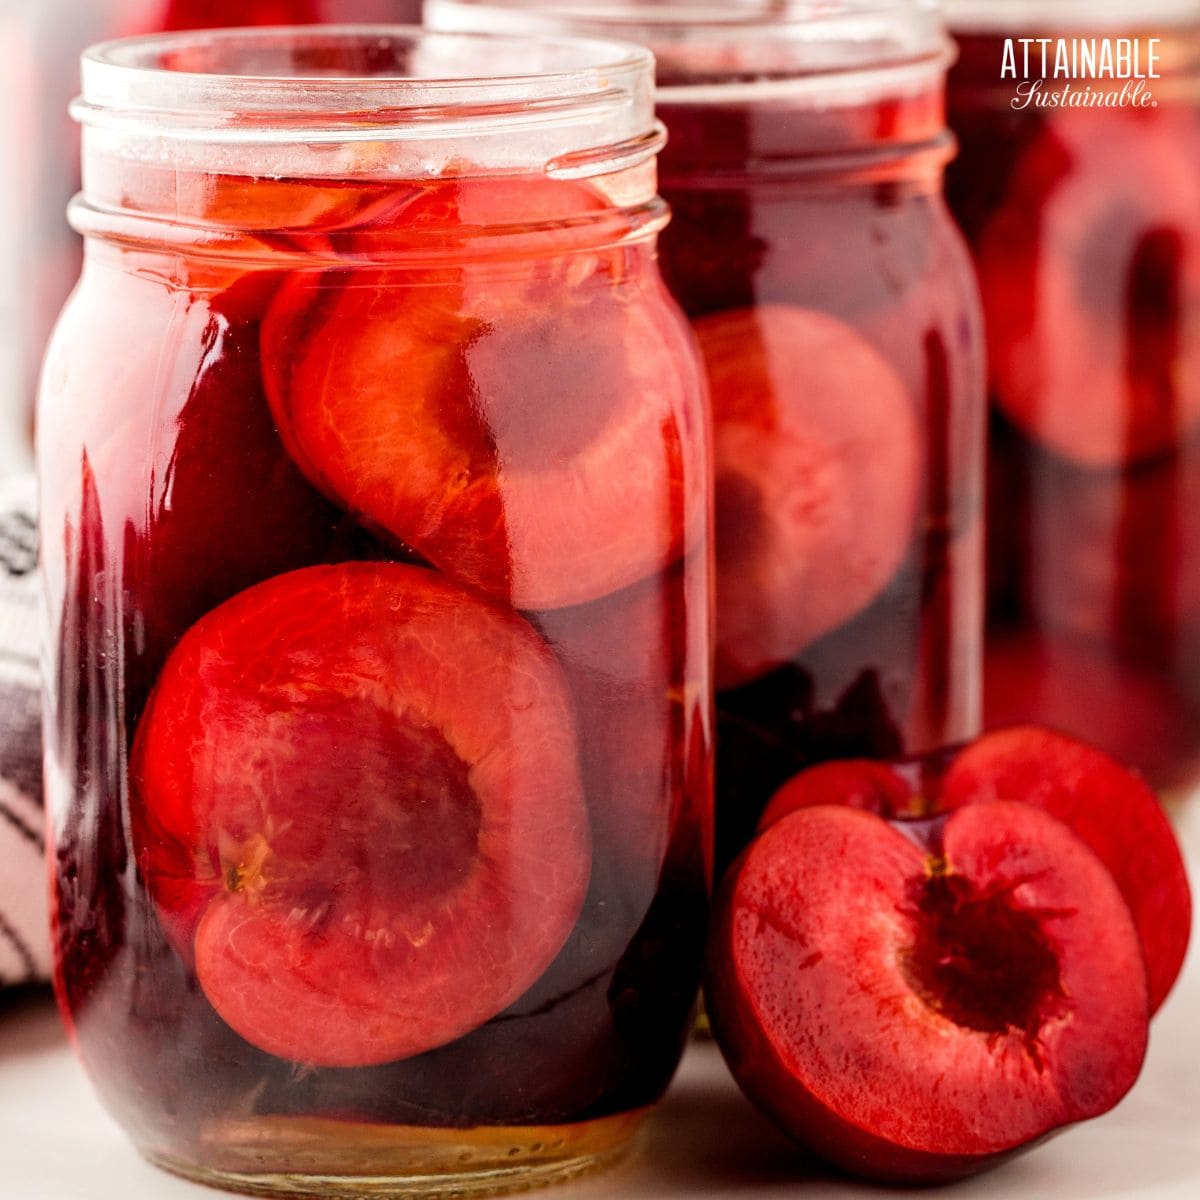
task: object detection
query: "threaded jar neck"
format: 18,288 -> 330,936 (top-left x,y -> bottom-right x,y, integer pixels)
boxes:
73,25 -> 662,180
69,27 -> 669,263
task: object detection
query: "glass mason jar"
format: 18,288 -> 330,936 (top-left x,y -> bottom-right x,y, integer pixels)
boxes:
945,2 -> 1200,792
428,0 -> 987,871
39,27 -> 712,1198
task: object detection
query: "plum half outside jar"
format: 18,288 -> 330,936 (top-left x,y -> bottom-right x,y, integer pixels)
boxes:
427,0 -> 988,872
944,2 -> 1200,792
38,27 -> 713,1199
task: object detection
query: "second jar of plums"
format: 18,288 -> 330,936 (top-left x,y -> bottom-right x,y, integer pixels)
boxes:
39,26 -> 711,1198
946,0 -> 1200,793
430,0 -> 987,869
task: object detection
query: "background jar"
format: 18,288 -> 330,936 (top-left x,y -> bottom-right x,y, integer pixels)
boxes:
39,27 -> 711,1198
427,0 -> 987,871
945,1 -> 1200,792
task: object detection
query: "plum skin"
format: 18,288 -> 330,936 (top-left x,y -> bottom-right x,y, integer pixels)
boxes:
759,725 -> 1193,1014
705,802 -> 1150,1185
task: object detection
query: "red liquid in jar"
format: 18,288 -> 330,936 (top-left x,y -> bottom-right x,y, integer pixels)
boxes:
656,79 -> 984,871
42,165 -> 711,1165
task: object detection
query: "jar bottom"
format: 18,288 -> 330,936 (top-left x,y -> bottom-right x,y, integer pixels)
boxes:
140,1109 -> 649,1200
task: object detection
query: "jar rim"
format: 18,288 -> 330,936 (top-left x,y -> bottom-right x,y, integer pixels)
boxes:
75,24 -> 655,143
424,1 -> 952,103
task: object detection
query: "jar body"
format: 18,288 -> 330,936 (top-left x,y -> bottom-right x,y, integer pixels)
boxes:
947,18 -> 1200,791
39,36 -> 712,1195
656,86 -> 985,871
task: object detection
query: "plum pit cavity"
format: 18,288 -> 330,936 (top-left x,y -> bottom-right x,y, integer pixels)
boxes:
902,871 -> 1069,1041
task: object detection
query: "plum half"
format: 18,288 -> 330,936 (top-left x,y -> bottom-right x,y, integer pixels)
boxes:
697,304 -> 920,689
261,176 -> 705,611
706,802 -> 1150,1184
131,562 -> 591,1068
978,107 -> 1200,468
942,725 -> 1193,1013
760,726 -> 1192,1013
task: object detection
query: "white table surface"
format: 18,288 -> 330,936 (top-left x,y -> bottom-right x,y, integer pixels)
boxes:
3,800 -> 1199,1200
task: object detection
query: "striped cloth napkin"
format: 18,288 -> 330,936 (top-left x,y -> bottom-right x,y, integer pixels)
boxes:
0,475 -> 47,988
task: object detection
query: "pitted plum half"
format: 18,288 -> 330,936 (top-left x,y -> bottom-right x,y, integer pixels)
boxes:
697,304 -> 920,689
760,723 -> 1192,1013
943,725 -> 1192,1013
706,802 -> 1149,1184
131,563 -> 590,1067
978,107 -> 1200,467
261,176 -> 706,611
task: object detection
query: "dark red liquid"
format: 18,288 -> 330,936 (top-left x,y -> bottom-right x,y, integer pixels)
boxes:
655,84 -> 984,873
42,169 -> 710,1169
947,28 -> 1200,790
